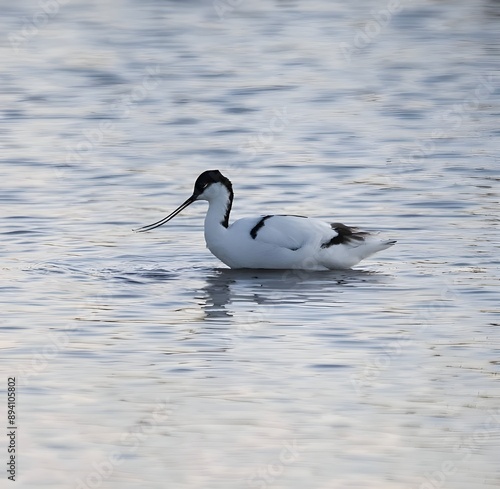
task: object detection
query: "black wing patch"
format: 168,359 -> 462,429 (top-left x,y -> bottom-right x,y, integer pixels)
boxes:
250,215 -> 272,239
321,222 -> 368,248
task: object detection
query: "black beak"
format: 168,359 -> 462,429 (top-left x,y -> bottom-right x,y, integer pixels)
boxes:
134,195 -> 196,232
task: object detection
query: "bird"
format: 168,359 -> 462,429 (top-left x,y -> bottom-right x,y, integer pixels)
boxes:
135,170 -> 396,270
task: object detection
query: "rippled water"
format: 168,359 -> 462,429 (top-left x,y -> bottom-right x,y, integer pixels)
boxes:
2,1 -> 499,488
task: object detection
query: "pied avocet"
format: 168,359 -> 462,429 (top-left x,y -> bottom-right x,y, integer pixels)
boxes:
136,170 -> 396,270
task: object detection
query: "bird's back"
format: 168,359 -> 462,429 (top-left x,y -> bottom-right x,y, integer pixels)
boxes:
219,214 -> 395,269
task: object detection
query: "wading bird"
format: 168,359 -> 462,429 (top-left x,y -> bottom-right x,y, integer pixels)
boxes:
136,170 -> 396,270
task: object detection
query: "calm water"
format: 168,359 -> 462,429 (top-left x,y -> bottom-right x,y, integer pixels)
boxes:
1,1 -> 499,488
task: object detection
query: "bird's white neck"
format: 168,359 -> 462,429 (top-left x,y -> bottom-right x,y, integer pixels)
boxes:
203,183 -> 233,245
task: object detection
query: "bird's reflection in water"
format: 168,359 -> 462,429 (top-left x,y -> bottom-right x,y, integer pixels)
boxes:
199,269 -> 235,321
199,266 -> 388,322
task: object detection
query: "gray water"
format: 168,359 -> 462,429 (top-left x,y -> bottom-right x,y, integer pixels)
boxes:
1,1 -> 500,488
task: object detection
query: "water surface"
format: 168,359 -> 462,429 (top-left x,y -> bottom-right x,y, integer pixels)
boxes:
1,1 -> 499,488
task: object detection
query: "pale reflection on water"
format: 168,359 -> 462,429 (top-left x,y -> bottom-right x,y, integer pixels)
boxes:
1,0 -> 500,488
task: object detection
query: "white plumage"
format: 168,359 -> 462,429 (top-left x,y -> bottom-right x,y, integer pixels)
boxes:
136,170 -> 396,270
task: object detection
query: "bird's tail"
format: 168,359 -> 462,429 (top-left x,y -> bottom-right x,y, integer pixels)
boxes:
322,238 -> 396,269
356,239 -> 396,260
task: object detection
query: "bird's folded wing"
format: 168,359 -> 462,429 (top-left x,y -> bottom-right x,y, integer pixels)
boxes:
252,215 -> 335,251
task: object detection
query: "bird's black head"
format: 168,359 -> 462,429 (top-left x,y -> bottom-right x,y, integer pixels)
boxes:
193,169 -> 232,198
